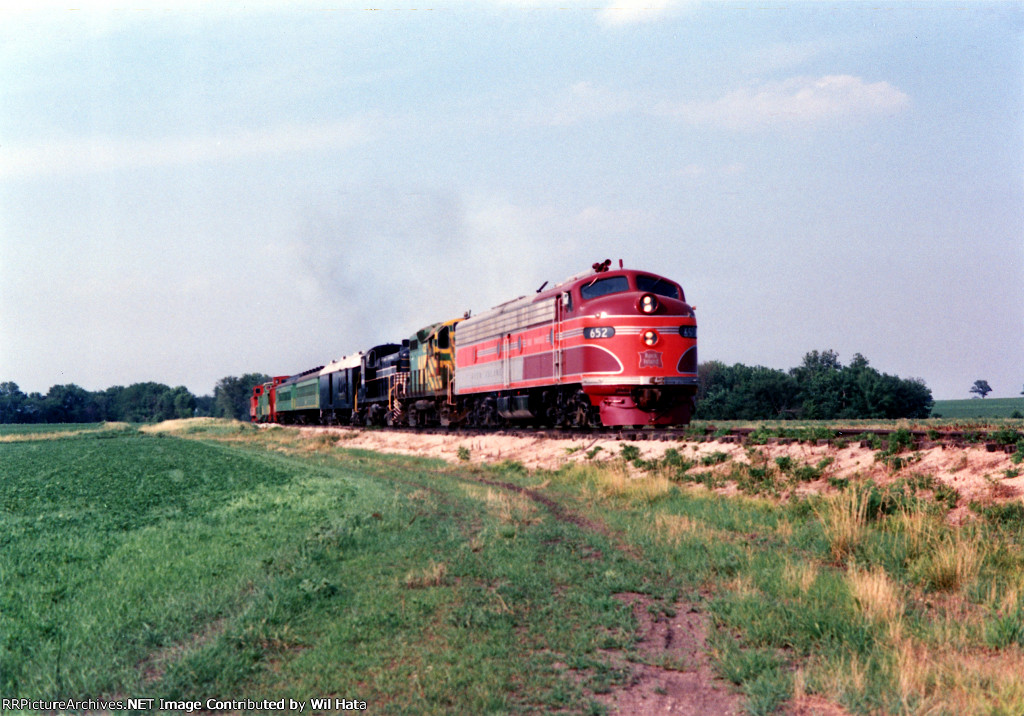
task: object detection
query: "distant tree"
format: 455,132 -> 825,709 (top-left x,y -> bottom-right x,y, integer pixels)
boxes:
970,380 -> 993,399
695,362 -> 799,420
194,394 -> 216,417
21,392 -> 45,423
884,375 -> 934,419
43,384 -> 96,423
790,350 -> 845,419
114,382 -> 198,422
0,382 -> 27,423
96,386 -> 126,421
695,350 -> 933,420
155,386 -> 196,421
696,360 -> 727,405
0,380 -> 203,423
213,373 -> 271,421
797,349 -> 842,373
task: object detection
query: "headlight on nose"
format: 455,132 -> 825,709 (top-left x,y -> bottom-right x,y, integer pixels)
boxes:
639,293 -> 659,314
643,330 -> 659,346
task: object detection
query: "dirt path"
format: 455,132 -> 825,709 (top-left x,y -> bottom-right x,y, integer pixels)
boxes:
594,593 -> 743,715
296,425 -> 1018,714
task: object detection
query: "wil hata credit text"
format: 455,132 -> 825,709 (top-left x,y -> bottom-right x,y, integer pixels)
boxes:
2,698 -> 368,712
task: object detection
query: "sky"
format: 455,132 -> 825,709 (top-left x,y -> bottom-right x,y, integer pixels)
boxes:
1,0 -> 1022,401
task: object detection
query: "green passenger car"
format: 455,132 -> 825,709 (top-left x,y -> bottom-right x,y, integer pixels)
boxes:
293,377 -> 319,410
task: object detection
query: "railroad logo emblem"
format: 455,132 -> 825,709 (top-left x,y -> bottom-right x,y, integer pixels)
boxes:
638,350 -> 663,368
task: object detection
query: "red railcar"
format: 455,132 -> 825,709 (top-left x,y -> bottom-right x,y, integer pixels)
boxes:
454,261 -> 697,427
250,375 -> 289,423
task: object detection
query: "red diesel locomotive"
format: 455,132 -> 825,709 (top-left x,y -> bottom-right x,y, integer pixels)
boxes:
453,260 -> 698,427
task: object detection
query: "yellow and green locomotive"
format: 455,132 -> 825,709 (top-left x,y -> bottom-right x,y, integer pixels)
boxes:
401,317 -> 462,426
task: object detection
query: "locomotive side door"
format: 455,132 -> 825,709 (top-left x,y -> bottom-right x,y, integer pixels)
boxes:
502,334 -> 511,389
554,292 -> 569,384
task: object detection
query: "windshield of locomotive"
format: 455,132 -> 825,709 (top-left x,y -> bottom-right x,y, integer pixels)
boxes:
580,275 -> 629,300
636,275 -> 681,300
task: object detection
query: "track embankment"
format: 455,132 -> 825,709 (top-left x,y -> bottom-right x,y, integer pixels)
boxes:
298,425 -> 1024,511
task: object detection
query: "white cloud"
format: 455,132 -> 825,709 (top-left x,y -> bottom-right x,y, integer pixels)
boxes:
659,75 -> 910,129
675,162 -> 746,179
501,75 -> 906,133
596,0 -> 680,27
493,81 -> 634,128
744,41 -> 832,73
0,120 -> 373,179
546,81 -> 635,126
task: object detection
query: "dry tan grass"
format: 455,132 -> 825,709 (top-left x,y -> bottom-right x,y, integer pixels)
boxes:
774,518 -> 794,540
816,487 -> 870,563
594,462 -> 674,503
818,653 -> 868,700
101,421 -> 131,430
892,505 -> 937,562
299,433 -> 338,452
917,529 -> 983,593
990,584 -> 1022,615
0,431 -> 66,443
557,461 -> 675,504
847,563 -> 903,627
650,512 -> 697,546
0,421 -> 134,442
893,637 -> 1024,713
404,561 -> 447,589
726,574 -> 759,599
783,559 -> 819,595
484,488 -> 539,525
407,489 -> 431,502
139,417 -> 233,434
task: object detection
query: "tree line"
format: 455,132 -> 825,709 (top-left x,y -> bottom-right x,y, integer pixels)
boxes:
695,350 -> 933,420
0,374 -> 269,424
1,350 -> 933,424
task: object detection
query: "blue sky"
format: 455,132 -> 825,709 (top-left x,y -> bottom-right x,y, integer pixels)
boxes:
1,1 -> 1021,400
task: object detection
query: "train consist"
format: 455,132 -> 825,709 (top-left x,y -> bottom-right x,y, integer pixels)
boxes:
250,260 -> 698,428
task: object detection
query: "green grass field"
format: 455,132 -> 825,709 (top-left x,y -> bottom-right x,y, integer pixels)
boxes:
3,421 -> 1024,714
932,397 -> 1024,419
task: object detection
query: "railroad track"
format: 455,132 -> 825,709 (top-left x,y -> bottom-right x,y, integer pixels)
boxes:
288,423 -> 1024,454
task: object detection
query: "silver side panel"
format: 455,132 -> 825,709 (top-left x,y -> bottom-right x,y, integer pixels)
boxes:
455,357 -> 525,393
458,296 -> 556,345
581,376 -> 699,386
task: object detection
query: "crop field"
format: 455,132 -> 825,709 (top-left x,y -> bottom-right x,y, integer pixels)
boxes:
931,397 -> 1024,420
3,420 -> 1024,714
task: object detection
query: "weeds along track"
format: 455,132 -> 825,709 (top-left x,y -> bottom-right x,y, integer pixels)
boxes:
284,422 -> 1024,453
284,420 -> 1024,513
